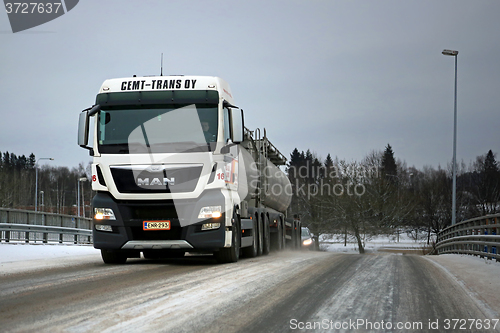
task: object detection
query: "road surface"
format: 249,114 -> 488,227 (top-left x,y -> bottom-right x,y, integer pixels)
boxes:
1,251 -> 498,332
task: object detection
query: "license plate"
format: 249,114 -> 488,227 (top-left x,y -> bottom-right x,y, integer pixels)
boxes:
143,221 -> 171,230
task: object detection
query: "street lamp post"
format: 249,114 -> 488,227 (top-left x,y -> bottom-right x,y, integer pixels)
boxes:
77,177 -> 88,218
442,49 -> 458,225
40,190 -> 45,224
35,157 -> 54,212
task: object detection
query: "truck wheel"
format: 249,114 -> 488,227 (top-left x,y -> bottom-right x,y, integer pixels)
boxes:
257,215 -> 264,256
291,221 -> 297,250
101,249 -> 127,264
262,215 -> 270,255
215,212 -> 240,263
296,221 -> 302,249
242,217 -> 258,258
281,220 -> 287,250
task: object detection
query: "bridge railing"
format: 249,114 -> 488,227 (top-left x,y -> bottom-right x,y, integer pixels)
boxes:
0,207 -> 93,244
0,223 -> 92,244
436,213 -> 500,261
0,207 -> 92,229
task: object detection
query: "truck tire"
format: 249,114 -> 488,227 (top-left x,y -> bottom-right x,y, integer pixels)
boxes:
262,215 -> 270,255
241,217 -> 258,258
281,219 -> 287,250
215,212 -> 240,263
101,249 -> 127,264
290,221 -> 296,250
257,215 -> 264,256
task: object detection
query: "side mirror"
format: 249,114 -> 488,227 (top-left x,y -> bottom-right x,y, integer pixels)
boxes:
78,111 -> 89,147
78,106 -> 98,155
229,108 -> 244,143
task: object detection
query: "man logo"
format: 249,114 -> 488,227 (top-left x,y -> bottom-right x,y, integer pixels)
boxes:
137,177 -> 175,187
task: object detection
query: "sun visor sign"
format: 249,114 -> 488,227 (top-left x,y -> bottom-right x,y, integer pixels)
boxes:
120,79 -> 198,91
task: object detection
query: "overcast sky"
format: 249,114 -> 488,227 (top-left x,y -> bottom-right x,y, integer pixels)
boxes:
1,0 -> 499,171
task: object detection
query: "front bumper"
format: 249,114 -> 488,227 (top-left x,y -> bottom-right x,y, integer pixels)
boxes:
92,191 -> 227,251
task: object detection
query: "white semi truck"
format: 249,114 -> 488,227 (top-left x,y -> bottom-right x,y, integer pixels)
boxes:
78,75 -> 301,264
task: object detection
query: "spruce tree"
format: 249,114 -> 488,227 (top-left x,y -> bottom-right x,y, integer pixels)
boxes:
28,153 -> 36,169
381,144 -> 397,180
481,150 -> 500,212
324,154 -> 334,172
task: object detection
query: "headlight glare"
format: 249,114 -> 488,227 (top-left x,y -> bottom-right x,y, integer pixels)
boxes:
94,208 -> 116,220
198,206 -> 222,219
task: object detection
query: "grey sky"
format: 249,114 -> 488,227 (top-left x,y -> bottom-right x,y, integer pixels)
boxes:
1,0 -> 499,170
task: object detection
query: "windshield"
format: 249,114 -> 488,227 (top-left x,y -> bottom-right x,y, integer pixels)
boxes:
97,104 -> 218,154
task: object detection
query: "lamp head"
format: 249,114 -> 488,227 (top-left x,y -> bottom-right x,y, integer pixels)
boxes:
442,49 -> 458,56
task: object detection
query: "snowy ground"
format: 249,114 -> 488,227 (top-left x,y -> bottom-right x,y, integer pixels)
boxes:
320,234 -> 500,317
0,242 -> 98,263
320,233 -> 433,254
1,237 -> 500,317
0,242 -> 100,275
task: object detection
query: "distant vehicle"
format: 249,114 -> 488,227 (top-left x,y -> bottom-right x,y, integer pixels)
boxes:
301,227 -> 315,250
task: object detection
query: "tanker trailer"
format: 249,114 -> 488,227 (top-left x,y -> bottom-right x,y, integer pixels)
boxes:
238,128 -> 300,255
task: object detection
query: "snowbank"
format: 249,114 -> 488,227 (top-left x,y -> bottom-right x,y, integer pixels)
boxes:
0,242 -> 100,275
0,242 -> 98,263
427,254 -> 500,317
321,233 -> 431,254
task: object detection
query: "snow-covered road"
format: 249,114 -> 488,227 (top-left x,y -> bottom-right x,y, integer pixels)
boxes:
1,243 -> 499,332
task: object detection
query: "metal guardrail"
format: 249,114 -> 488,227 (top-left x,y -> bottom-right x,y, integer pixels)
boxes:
0,223 -> 92,244
436,213 -> 500,261
0,207 -> 92,229
0,207 -> 93,245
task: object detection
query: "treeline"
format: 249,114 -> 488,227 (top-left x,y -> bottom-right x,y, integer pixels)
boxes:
0,151 -> 92,216
287,146 -> 500,252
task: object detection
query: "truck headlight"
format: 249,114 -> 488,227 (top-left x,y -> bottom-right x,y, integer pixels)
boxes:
95,224 -> 113,232
201,222 -> 221,231
198,206 -> 222,219
94,208 -> 116,220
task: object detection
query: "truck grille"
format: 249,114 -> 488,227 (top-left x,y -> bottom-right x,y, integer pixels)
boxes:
130,205 -> 178,220
110,165 -> 203,193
